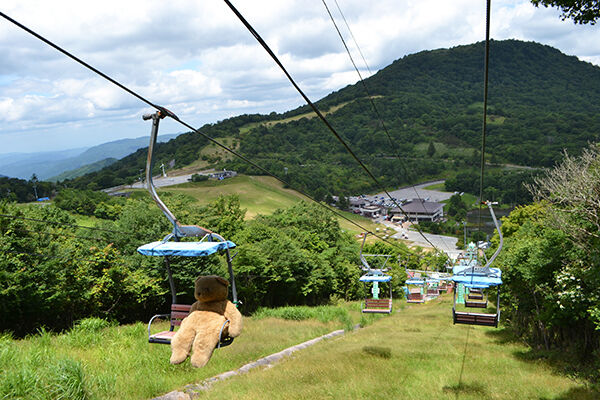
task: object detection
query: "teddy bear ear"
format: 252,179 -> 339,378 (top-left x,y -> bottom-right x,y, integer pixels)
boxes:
216,276 -> 229,287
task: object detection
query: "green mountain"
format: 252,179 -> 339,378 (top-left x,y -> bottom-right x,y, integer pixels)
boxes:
48,158 -> 118,182
0,134 -> 179,181
66,40 -> 600,197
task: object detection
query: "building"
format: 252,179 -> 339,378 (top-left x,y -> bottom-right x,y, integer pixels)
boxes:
388,198 -> 444,222
209,169 -> 237,180
348,196 -> 367,210
360,204 -> 383,218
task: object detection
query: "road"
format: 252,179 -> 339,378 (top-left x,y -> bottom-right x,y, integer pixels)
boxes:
129,173 -> 194,189
379,218 -> 461,259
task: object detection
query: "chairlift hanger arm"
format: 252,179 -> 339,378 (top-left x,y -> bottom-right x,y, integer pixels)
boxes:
143,110 -> 214,240
482,201 -> 503,270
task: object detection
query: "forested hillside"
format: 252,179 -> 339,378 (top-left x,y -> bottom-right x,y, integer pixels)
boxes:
2,191 -> 440,336
64,40 -> 600,200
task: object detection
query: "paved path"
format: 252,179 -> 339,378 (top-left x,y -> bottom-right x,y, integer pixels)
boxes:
129,173 -> 194,189
380,219 -> 460,259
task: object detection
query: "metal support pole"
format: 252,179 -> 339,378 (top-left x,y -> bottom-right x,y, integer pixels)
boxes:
225,247 -> 238,306
165,256 -> 177,305
452,283 -> 457,324
496,285 -> 501,326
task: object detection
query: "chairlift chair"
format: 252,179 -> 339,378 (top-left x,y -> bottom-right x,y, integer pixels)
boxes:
137,110 -> 238,347
405,276 -> 425,303
464,284 -> 489,309
358,233 -> 393,313
451,201 -> 503,328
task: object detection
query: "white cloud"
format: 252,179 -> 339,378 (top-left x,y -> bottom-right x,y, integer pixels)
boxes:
0,0 -> 599,153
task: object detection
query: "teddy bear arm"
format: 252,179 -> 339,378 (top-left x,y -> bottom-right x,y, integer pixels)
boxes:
224,301 -> 243,338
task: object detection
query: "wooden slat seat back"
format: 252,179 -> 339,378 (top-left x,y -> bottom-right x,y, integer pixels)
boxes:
148,304 -> 192,344
407,292 -> 424,303
362,298 -> 392,314
467,293 -> 484,300
427,289 -> 438,296
453,311 -> 497,327
465,300 -> 488,308
170,304 -> 192,326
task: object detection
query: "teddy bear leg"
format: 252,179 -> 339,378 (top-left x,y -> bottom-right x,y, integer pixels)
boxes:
189,330 -> 221,368
170,322 -> 197,365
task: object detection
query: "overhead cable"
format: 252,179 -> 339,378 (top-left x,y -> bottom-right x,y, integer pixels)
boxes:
0,214 -> 128,235
322,0 -> 454,259
223,0 -> 444,253
478,0 -> 492,234
0,11 -> 404,251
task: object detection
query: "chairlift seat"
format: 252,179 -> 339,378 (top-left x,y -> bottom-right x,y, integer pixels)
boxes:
453,310 -> 497,327
465,300 -> 488,308
467,293 -> 484,300
362,298 -> 392,314
138,240 -> 236,257
148,303 -> 234,347
407,292 -> 424,303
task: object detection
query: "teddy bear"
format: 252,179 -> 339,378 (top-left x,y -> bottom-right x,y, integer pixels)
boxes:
170,275 -> 242,368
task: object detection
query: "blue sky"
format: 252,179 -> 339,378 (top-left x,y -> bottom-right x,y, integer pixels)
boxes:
0,0 -> 598,154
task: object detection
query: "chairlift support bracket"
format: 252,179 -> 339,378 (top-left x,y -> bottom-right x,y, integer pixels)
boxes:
359,232 -> 391,272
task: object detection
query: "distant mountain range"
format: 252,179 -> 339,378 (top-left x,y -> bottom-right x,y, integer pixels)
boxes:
0,134 -> 180,181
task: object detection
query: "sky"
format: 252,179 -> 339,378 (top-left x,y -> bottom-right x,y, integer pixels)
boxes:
0,0 -> 598,154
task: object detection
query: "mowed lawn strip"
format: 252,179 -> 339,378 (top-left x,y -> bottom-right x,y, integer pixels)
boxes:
200,297 -> 594,400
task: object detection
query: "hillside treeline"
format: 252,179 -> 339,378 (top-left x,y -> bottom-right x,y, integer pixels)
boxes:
445,169 -> 540,205
59,40 -> 599,203
493,144 -> 600,370
1,193 -> 428,337
0,176 -> 56,203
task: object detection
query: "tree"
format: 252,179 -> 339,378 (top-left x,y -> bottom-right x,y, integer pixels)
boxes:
447,194 -> 467,219
337,196 -> 350,210
529,144 -> 600,249
426,141 -> 435,157
531,0 -> 600,24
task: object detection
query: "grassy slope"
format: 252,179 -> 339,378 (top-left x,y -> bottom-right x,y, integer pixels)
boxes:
2,298 -> 595,399
163,175 -> 307,219
204,297 -> 595,400
0,317 -> 347,400
159,175 -> 381,235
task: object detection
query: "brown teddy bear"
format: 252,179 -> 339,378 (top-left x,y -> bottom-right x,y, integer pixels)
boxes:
170,275 -> 242,368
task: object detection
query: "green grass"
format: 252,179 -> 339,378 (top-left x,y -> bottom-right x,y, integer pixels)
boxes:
160,175 -> 380,236
413,142 -> 474,159
252,305 -> 354,331
237,102 -> 354,135
462,193 -> 479,208
202,297 -> 596,400
73,214 -> 105,228
162,175 -> 308,219
2,298 -> 595,399
423,182 -> 446,191
0,313 -> 351,400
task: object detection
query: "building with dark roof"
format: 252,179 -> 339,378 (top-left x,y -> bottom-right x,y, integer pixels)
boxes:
388,199 -> 444,222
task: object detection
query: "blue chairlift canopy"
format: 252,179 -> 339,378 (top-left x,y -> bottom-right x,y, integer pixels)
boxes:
405,277 -> 425,285
359,273 -> 392,283
451,268 -> 502,287
464,283 -> 492,289
137,240 -> 236,257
